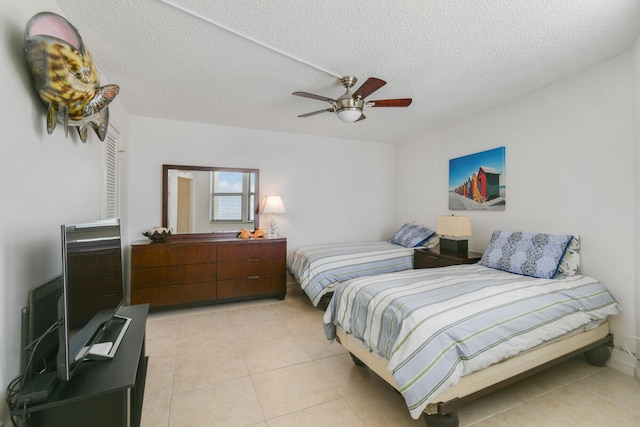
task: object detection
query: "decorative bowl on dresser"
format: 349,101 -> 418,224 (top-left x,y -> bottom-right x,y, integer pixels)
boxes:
131,236 -> 286,309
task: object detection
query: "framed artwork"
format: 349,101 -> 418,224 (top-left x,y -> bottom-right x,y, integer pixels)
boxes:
449,146 -> 505,210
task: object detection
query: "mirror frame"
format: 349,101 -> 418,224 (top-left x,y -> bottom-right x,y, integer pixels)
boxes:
162,164 -> 260,238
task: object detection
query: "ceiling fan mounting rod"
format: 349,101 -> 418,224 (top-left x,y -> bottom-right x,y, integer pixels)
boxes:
156,0 -> 342,79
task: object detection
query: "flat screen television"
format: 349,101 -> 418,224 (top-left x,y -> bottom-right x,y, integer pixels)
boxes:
21,275 -> 63,380
57,217 -> 130,381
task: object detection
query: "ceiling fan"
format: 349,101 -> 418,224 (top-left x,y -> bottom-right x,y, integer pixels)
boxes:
292,76 -> 412,122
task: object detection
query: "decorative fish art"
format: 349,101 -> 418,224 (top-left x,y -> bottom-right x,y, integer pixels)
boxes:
24,12 -> 119,142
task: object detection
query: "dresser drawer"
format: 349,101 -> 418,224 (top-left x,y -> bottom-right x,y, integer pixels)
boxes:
131,264 -> 216,288
217,276 -> 285,299
217,241 -> 286,262
132,244 -> 217,267
131,245 -> 177,268
217,259 -> 285,280
131,281 -> 217,307
176,244 -> 217,265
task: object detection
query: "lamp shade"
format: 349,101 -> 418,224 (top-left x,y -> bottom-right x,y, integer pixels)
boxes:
259,195 -> 286,214
436,215 -> 472,237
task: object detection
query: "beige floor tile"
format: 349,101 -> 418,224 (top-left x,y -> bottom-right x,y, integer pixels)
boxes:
233,318 -> 293,344
172,344 -> 248,392
295,329 -> 348,360
177,310 -> 233,335
169,377 -> 264,427
468,402 -> 563,427
140,394 -> 170,427
175,329 -> 238,358
144,352 -> 174,398
146,334 -> 177,360
141,292 -> 640,427
266,399 -> 365,427
228,305 -> 280,326
240,336 -> 312,374
146,316 -> 179,340
456,385 -> 528,426
271,298 -> 319,318
575,367 -> 640,412
336,372 -> 423,426
523,381 -> 640,426
491,355 -> 606,403
283,311 -> 325,336
315,353 -> 376,386
251,361 -> 339,419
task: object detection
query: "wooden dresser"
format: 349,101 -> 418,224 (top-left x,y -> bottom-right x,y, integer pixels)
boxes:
130,237 -> 286,308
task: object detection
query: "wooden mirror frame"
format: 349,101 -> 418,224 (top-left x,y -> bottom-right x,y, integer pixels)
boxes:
162,164 -> 260,238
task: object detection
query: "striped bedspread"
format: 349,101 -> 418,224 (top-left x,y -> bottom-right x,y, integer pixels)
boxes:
323,264 -> 619,419
287,241 -> 415,306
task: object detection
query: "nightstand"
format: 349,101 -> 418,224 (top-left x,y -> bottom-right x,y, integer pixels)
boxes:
414,247 -> 483,269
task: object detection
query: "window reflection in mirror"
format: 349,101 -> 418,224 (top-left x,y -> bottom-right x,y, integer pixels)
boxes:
163,165 -> 259,236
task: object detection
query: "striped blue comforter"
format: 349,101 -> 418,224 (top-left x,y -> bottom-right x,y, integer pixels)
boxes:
287,241 -> 415,306
323,264 -> 619,419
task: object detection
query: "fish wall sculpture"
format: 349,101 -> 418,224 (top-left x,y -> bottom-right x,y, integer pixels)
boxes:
24,12 -> 119,142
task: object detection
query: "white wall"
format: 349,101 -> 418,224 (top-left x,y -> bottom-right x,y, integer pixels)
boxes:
396,53 -> 636,373
633,33 -> 640,382
127,116 -> 397,251
0,0 -> 130,421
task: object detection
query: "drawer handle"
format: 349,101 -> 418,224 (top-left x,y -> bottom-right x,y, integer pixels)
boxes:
248,276 -> 260,280
248,258 -> 260,262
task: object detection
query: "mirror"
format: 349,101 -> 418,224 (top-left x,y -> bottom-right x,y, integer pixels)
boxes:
163,165 -> 259,236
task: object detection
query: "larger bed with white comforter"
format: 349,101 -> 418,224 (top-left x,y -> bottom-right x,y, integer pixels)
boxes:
323,263 -> 619,423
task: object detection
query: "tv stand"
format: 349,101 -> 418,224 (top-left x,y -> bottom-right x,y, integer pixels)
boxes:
18,304 -> 149,427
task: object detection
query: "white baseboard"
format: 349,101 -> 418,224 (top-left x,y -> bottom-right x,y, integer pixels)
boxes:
607,347 -> 636,376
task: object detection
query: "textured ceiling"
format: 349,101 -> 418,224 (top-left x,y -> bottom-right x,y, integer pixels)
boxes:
55,0 -> 640,143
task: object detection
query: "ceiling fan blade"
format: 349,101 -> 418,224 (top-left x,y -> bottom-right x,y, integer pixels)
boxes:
352,77 -> 386,99
292,91 -> 336,103
368,98 -> 413,107
298,108 -> 333,118
355,113 -> 366,122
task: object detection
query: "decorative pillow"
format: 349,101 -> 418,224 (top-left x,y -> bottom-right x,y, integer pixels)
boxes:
423,233 -> 440,249
389,223 -> 436,248
478,230 -> 573,279
557,235 -> 580,276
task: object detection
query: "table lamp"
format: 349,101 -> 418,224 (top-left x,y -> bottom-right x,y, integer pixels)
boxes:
259,195 -> 286,237
436,215 -> 472,254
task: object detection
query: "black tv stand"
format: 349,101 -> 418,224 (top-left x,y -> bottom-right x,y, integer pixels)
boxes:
17,304 -> 149,427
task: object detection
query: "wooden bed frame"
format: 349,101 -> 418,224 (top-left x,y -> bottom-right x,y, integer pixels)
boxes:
335,322 -> 613,427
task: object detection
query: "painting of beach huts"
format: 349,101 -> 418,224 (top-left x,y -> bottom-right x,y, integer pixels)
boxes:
449,146 -> 505,210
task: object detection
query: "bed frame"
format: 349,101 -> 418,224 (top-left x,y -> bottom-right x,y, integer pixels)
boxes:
336,322 -> 613,427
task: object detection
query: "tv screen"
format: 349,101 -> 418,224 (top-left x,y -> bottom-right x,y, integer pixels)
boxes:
57,218 -> 126,381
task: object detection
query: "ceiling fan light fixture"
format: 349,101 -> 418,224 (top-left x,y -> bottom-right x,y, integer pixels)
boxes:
337,108 -> 362,122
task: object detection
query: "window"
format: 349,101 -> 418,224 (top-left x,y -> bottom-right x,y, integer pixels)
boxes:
210,171 -> 255,223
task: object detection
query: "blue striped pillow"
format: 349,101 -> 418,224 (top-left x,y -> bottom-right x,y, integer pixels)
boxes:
478,230 -> 573,279
389,223 -> 436,248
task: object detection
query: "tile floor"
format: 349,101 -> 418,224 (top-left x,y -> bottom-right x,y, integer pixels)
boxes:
141,280 -> 640,427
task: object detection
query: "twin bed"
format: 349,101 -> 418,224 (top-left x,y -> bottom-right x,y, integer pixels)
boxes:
287,223 -> 438,307
288,230 -> 619,426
